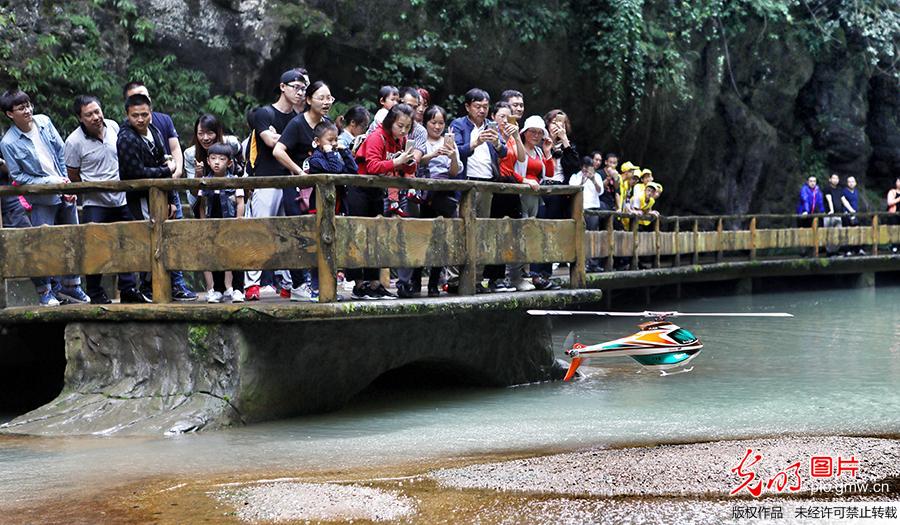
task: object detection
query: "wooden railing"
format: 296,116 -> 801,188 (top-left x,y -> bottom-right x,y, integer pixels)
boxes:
0,175 -> 585,307
584,211 -> 900,271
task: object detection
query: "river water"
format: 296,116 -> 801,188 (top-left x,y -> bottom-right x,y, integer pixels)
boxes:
1,285 -> 898,509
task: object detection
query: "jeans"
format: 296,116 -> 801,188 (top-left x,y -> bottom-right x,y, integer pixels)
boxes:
170,191 -> 188,289
30,202 -> 81,292
81,205 -> 138,295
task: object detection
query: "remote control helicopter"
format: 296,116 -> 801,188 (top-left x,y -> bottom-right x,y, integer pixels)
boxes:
527,310 -> 793,380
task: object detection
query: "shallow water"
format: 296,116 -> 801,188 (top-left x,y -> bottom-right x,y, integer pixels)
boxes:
1,285 -> 898,506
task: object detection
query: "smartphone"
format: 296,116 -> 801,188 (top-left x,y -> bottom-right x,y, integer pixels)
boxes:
486,121 -> 499,132
507,115 -> 518,126
444,131 -> 454,148
404,140 -> 415,153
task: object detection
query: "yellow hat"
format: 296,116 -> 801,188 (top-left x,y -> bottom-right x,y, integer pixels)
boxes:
620,161 -> 636,173
647,182 -> 663,195
641,168 -> 653,177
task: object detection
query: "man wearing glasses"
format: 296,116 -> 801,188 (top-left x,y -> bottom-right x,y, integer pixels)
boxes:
243,68 -> 308,301
0,89 -> 91,306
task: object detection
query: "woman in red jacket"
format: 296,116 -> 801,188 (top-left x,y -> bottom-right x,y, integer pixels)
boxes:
346,103 -> 417,300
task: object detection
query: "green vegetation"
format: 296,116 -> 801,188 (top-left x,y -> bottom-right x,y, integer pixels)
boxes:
0,0 -> 256,137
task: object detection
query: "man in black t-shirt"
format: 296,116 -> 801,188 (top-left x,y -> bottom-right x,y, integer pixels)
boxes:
244,68 -> 308,301
823,173 -> 844,256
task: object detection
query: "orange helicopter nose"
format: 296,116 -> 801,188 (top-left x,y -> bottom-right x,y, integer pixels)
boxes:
563,357 -> 583,381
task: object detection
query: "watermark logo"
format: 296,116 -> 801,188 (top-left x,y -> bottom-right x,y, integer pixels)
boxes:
730,449 -> 863,497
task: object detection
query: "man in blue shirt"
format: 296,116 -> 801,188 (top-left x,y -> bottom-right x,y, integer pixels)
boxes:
0,89 -> 90,306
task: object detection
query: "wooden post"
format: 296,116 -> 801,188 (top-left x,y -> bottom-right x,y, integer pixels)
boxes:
570,190 -> 586,288
715,218 -> 724,263
673,219 -> 681,267
812,216 -> 819,258
0,197 -> 6,309
315,183 -> 337,303
630,216 -> 639,270
653,216 -> 661,268
692,220 -> 699,265
749,216 -> 757,261
149,187 -> 172,304
605,215 -> 614,271
872,214 -> 879,256
458,188 -> 477,295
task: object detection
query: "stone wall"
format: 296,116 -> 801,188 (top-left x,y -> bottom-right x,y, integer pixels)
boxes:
1,311 -> 560,436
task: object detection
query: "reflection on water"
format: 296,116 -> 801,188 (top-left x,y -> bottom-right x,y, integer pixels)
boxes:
0,286 -> 898,506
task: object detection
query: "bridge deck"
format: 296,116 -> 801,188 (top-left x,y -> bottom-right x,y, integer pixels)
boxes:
0,289 -> 604,323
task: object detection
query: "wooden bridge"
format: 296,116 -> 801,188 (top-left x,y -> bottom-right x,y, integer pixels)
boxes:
0,174 -> 897,316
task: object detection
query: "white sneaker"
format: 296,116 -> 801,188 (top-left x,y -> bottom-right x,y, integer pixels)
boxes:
513,279 -> 536,292
232,290 -> 245,303
206,290 -> 223,303
290,283 -> 318,302
223,288 -> 233,301
259,285 -> 278,298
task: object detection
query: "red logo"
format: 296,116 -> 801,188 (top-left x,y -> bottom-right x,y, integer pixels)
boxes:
730,450 -> 860,497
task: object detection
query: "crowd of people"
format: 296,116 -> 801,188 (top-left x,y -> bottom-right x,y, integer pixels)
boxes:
797,173 -> 899,256
0,68 -> 664,307
0,67 -> 893,307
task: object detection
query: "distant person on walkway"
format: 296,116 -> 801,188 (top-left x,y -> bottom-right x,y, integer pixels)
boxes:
0,89 -> 89,307
122,81 -> 197,301
888,177 -> 900,253
841,176 -> 865,256
797,175 -> 824,229
602,152 -> 621,213
451,88 -> 506,215
65,95 -> 149,304
569,156 -> 605,273
822,173 -> 844,256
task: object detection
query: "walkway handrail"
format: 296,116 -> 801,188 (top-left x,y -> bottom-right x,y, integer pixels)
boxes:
0,175 -> 581,197
0,174 -> 587,308
586,210 -> 891,221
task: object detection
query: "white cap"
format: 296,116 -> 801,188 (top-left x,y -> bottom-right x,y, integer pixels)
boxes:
521,115 -> 549,139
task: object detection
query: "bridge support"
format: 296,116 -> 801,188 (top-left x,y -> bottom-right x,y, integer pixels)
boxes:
1,310 -> 563,436
852,272 -> 876,288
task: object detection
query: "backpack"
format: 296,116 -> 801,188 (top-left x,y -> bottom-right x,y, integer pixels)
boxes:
245,105 -> 277,177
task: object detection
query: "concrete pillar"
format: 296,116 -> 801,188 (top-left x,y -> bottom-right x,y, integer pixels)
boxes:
735,278 -> 753,295
852,272 -> 876,288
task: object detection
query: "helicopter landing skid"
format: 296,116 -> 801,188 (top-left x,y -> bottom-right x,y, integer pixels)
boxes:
659,366 -> 694,377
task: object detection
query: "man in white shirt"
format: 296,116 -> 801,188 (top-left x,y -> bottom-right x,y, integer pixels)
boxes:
569,157 -> 605,272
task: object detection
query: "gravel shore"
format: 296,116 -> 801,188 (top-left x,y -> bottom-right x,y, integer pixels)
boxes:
431,436 -> 900,497
214,436 -> 898,523
217,482 -> 416,522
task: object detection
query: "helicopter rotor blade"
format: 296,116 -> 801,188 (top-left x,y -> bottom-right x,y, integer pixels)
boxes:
562,331 -> 576,353
527,309 -> 793,318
